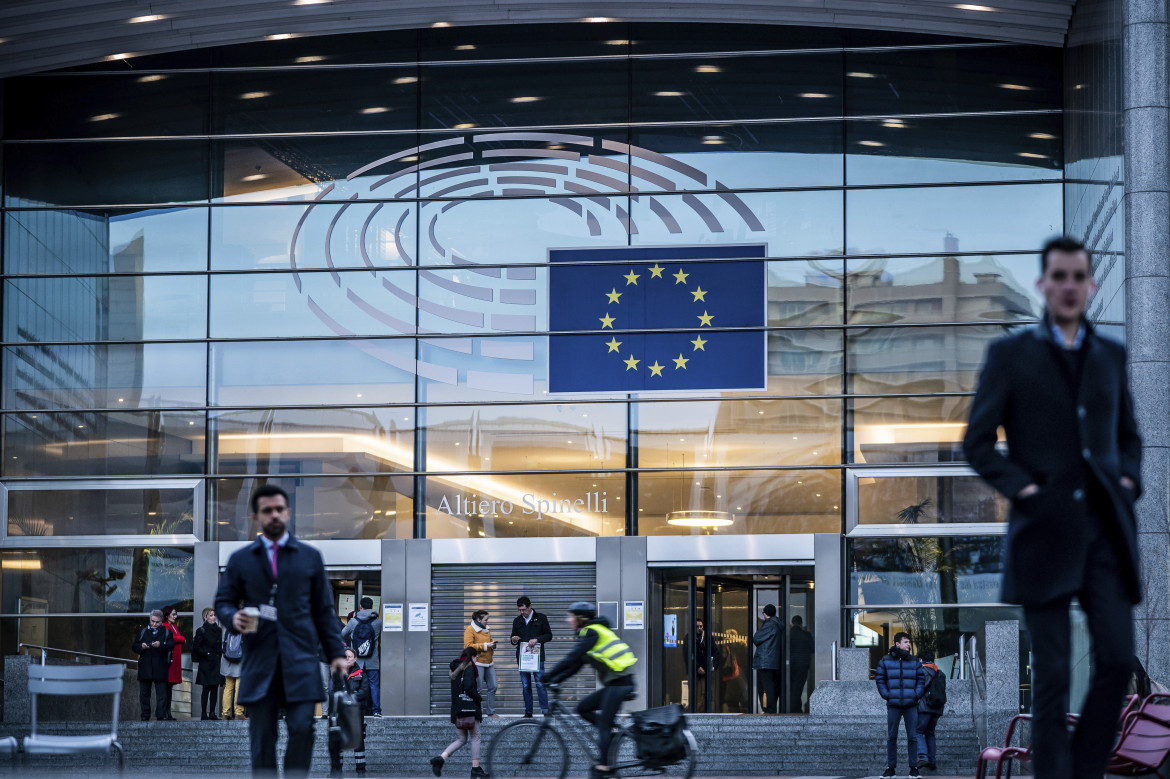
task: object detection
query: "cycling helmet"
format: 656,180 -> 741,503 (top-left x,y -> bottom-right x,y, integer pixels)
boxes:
568,601 -> 596,619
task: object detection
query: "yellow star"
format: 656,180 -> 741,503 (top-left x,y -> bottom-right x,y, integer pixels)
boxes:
673,353 -> 689,370
624,355 -> 640,371
673,269 -> 689,285
606,288 -> 622,304
648,361 -> 664,377
599,313 -> 615,329
623,270 -> 640,286
691,335 -> 707,351
649,264 -> 665,278
605,337 -> 622,353
691,286 -> 707,302
697,310 -> 714,326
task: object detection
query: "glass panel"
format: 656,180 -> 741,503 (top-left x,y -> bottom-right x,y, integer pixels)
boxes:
848,536 -> 1007,606
631,123 -> 844,191
211,476 -> 412,541
4,275 -> 207,341
3,73 -> 210,139
637,469 -> 840,535
855,474 -> 1008,527
0,615 -> 196,666
209,339 -> 415,407
5,411 -> 205,477
844,46 -> 1061,116
3,342 -> 207,410
212,68 -> 417,135
755,328 -> 843,397
769,260 -> 844,326
422,22 -> 629,60
847,324 -> 1013,394
209,270 -> 416,338
425,471 -> 626,538
630,190 -> 844,259
4,141 -> 210,207
846,184 -> 1062,256
635,399 -> 841,468
422,403 -> 626,472
211,202 -> 417,270
632,54 -> 843,123
211,30 -> 419,68
0,547 -> 194,614
846,114 -> 1063,185
849,395 -> 973,464
846,254 -> 1042,325
5,207 -> 209,274
421,60 -> 628,129
211,407 -> 414,475
709,580 -> 751,713
7,487 -> 195,536
417,267 -> 547,335
630,22 -> 844,54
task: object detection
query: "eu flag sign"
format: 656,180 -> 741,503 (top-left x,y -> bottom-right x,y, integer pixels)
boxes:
549,245 -> 767,393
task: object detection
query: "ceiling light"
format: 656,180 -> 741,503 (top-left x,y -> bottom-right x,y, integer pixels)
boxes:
666,510 -> 733,528
701,136 -> 725,145
266,33 -> 297,41
882,119 -> 906,128
137,74 -> 166,83
798,92 -> 832,98
1029,132 -> 1057,140
582,17 -> 617,22
294,0 -> 329,4
694,65 -> 721,73
2,559 -> 41,570
859,140 -> 884,147
361,107 -> 391,114
105,53 -> 134,61
847,72 -> 877,78
129,14 -> 166,23
296,56 -> 327,63
998,83 -> 1033,91
510,96 -> 543,103
455,45 -> 476,51
954,3 -> 996,10
655,91 -> 686,97
605,39 -> 629,46
453,123 -> 476,129
242,174 -> 267,181
240,91 -> 271,99
393,76 -> 418,84
432,22 -> 451,28
1018,152 -> 1049,159
89,113 -> 119,122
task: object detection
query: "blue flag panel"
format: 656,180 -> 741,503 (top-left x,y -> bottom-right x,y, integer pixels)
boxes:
548,245 -> 767,393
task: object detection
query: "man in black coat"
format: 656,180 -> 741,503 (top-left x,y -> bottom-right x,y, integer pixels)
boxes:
215,485 -> 347,778
750,604 -> 782,713
510,595 -> 554,717
788,615 -> 814,713
132,609 -> 174,721
963,237 -> 1142,779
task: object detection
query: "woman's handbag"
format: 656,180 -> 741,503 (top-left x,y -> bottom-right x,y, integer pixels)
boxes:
330,672 -> 364,750
455,692 -> 477,730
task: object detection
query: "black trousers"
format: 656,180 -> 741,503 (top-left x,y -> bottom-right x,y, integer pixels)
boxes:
1023,532 -> 1134,779
789,664 -> 810,713
138,680 -> 167,720
247,675 -> 318,779
578,678 -> 635,765
201,684 -> 220,717
756,669 -> 780,713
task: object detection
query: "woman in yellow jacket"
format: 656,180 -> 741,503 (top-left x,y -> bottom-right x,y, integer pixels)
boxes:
464,610 -> 499,716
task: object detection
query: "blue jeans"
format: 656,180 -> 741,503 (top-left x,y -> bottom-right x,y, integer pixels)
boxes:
365,668 -> 381,714
520,661 -> 549,715
916,711 -> 940,764
886,704 -> 919,769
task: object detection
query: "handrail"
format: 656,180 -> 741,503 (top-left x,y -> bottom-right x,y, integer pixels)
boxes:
964,635 -> 988,750
19,643 -> 137,666
830,640 -> 837,681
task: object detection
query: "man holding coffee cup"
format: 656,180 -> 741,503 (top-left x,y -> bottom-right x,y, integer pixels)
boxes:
216,484 -> 347,778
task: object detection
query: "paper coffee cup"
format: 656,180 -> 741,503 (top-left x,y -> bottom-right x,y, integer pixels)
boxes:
241,606 -> 261,633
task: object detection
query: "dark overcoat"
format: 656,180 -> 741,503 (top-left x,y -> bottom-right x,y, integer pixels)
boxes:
193,621 -> 225,686
750,616 -> 782,670
214,535 -> 346,704
963,321 -> 1143,607
133,624 -> 174,682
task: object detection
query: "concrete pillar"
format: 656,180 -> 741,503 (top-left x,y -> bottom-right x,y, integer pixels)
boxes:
813,533 -> 842,687
1124,0 -> 1170,685
595,536 -> 648,709
381,539 -> 431,715
984,620 -> 1020,748
192,541 -> 220,719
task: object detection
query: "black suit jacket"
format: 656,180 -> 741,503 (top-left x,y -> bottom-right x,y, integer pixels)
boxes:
214,535 -> 346,704
511,611 -> 554,663
963,320 -> 1142,606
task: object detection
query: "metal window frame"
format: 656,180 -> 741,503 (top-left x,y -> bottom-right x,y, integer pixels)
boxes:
845,465 -> 1008,537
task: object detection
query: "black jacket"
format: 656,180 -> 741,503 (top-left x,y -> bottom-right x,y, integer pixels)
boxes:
789,625 -> 814,669
449,659 -> 482,724
963,320 -> 1143,606
510,611 -> 554,663
544,616 -> 634,687
193,621 -> 225,686
875,647 -> 925,709
133,624 -> 174,682
214,534 -> 346,704
333,667 -> 372,714
751,616 -> 782,670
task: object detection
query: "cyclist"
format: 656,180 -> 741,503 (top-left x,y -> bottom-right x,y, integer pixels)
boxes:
543,602 -> 636,778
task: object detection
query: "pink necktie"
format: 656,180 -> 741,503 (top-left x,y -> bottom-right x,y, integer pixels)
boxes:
270,542 -> 278,578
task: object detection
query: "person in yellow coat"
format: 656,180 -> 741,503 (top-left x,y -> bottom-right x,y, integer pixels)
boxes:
463,610 -> 498,716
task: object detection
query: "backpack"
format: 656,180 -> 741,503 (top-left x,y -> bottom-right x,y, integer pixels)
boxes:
224,632 -> 243,662
352,617 -> 377,658
924,668 -> 947,709
630,705 -> 688,764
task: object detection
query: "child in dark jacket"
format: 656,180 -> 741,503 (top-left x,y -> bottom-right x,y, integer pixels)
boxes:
329,648 -> 371,778
431,646 -> 486,779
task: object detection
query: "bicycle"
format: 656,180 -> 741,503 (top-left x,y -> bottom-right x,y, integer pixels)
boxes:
487,684 -> 697,779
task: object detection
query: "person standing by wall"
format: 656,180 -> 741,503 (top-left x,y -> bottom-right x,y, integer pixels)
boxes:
221,629 -> 246,720
875,632 -> 925,779
430,645 -> 486,779
342,597 -> 383,717
193,607 -> 224,720
161,604 -> 186,720
510,596 -> 553,718
964,237 -> 1142,779
133,609 -> 173,721
751,604 -> 782,713
916,650 -> 945,771
788,615 -> 814,714
464,609 -> 498,717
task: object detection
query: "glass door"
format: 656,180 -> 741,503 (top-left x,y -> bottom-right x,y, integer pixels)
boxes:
707,577 -> 751,713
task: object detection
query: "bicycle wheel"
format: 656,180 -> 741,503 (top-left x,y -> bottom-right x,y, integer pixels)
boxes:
487,720 -> 569,779
608,729 -> 696,779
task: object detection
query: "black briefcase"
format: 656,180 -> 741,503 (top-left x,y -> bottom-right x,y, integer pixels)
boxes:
329,672 -> 364,751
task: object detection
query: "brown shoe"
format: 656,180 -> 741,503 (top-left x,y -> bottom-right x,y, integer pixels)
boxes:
238,715 -> 249,721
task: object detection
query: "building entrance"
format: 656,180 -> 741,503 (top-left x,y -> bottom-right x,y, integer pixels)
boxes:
649,568 -> 814,714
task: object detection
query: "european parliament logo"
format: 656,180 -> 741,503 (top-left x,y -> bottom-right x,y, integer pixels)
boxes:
549,245 -> 767,393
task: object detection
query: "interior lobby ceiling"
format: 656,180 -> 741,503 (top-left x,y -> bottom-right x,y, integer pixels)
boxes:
0,1 -> 1077,78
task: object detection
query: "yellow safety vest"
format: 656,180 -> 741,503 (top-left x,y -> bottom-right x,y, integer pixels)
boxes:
581,623 -> 637,674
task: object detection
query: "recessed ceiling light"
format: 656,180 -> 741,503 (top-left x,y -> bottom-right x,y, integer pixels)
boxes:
294,0 -> 329,4
1029,132 -> 1057,140
881,119 -> 906,128
240,91 -> 271,99
605,39 -> 629,46
89,113 -> 119,122
242,174 -> 267,181
128,14 -> 166,23
798,92 -> 832,98
695,65 -> 721,73
266,33 -> 296,41
954,3 -> 996,10
998,83 -> 1033,91
1017,152 -> 1049,159
581,16 -> 617,22
105,53 -> 134,61
453,123 -> 476,129
137,74 -> 166,83
393,76 -> 418,84
654,91 -> 686,97
432,21 -> 451,28
701,136 -> 725,145
510,96 -> 543,103
295,55 -> 326,63
455,45 -> 476,51
847,72 -> 877,78
361,106 -> 391,114
859,140 -> 885,147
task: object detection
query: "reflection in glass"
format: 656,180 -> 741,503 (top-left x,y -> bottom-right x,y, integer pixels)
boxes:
417,336 -> 578,404
637,469 -> 840,536
5,208 -> 208,274
0,615 -> 196,664
3,343 -> 207,411
212,476 -> 412,541
5,275 -> 207,342
5,411 -> 205,477
856,473 -> 1007,528
847,325 -> 1014,394
417,267 -> 548,335
768,260 -> 844,326
635,399 -> 840,468
848,535 -> 1007,606
753,329 -> 843,396
849,395 -> 973,464
422,404 -> 625,472
0,547 -> 194,614
846,254 -> 1041,325
209,339 -> 415,406
212,407 -> 414,475
7,487 -> 195,536
846,184 -> 1062,255
425,472 -> 626,538
422,22 -> 628,61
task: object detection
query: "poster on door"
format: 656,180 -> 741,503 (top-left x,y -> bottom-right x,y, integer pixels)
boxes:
664,614 -> 678,647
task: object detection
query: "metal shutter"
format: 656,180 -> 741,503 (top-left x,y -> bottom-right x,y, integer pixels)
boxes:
430,563 -> 597,714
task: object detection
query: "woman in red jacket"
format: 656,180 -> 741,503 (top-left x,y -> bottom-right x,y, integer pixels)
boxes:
161,605 -> 186,721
